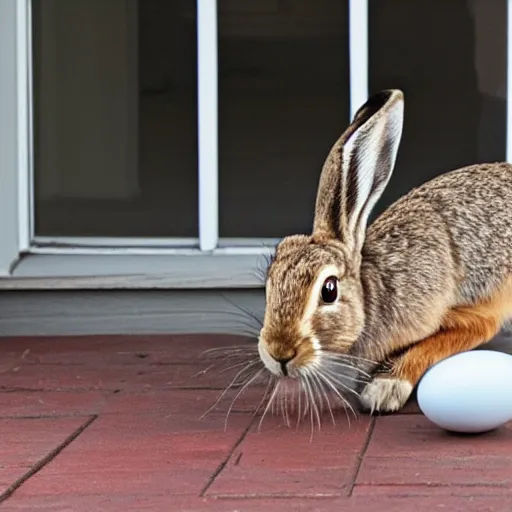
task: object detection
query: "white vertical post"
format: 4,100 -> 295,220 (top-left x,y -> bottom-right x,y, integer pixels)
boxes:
507,0 -> 512,162
197,0 -> 219,252
17,0 -> 31,251
0,0 -> 21,274
349,0 -> 369,120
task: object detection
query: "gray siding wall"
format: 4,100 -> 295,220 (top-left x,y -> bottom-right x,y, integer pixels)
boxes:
0,290 -> 265,337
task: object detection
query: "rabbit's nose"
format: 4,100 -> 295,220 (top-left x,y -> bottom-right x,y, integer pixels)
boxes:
273,353 -> 296,377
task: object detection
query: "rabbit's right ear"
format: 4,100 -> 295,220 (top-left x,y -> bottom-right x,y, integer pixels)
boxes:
312,90 -> 404,254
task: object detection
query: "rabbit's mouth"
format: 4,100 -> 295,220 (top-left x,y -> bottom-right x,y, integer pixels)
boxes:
251,345 -> 370,429
201,338 -> 373,432
257,335 -> 320,378
257,335 -> 373,414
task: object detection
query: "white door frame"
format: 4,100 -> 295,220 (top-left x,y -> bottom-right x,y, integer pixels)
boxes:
508,0 -> 512,162
0,0 -> 31,276
0,0 -> 368,266
197,0 -> 219,251
16,0 -> 33,254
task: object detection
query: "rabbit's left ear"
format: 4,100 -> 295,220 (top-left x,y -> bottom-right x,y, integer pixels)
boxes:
313,89 -> 404,254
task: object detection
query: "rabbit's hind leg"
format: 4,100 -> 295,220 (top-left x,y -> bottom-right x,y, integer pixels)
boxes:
360,277 -> 512,414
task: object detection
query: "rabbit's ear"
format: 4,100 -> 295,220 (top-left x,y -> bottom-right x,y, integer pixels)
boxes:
312,89 -> 404,253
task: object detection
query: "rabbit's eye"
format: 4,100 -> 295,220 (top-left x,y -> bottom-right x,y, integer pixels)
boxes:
321,276 -> 338,304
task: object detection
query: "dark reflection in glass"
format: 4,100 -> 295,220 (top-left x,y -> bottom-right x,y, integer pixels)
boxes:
33,0 -> 198,237
218,0 -> 350,238
368,0 -> 506,220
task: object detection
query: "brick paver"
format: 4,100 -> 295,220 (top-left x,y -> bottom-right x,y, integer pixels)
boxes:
0,334 -> 509,511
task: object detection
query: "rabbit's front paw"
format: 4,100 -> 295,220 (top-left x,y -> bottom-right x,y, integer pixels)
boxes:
359,375 -> 413,414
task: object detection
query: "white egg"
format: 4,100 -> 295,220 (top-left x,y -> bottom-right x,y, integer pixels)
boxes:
417,350 -> 512,434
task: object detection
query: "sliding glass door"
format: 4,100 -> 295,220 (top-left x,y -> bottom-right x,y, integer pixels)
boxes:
0,0 -> 509,277
30,0 -> 352,250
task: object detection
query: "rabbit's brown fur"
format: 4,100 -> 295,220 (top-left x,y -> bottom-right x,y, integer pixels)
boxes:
258,89 -> 512,413
392,278 -> 512,384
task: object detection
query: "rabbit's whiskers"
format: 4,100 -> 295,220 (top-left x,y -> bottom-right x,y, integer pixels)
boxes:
202,346 -> 365,440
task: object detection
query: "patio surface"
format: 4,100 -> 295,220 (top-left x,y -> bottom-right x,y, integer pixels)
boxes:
0,334 -> 510,511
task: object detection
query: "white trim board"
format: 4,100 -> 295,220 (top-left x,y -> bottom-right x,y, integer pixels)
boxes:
0,253 -> 269,289
507,0 -> 512,162
0,0 -> 22,276
30,236 -> 280,251
197,0 -> 219,251
348,0 -> 368,119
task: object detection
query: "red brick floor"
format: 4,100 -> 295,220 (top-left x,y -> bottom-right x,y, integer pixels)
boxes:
0,334 -> 509,511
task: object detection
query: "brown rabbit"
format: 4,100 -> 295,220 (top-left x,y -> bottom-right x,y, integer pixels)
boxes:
258,89 -> 512,413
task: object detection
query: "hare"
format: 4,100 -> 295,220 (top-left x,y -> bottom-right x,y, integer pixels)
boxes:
257,89 -> 512,414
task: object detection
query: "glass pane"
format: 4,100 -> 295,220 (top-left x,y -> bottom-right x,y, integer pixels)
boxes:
32,0 -> 198,238
369,0 -> 507,220
218,0 -> 350,238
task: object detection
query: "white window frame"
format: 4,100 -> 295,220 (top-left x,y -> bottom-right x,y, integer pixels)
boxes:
508,0 -> 512,162
0,0 -> 31,276
25,0 -> 367,258
2,0 -> 509,286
